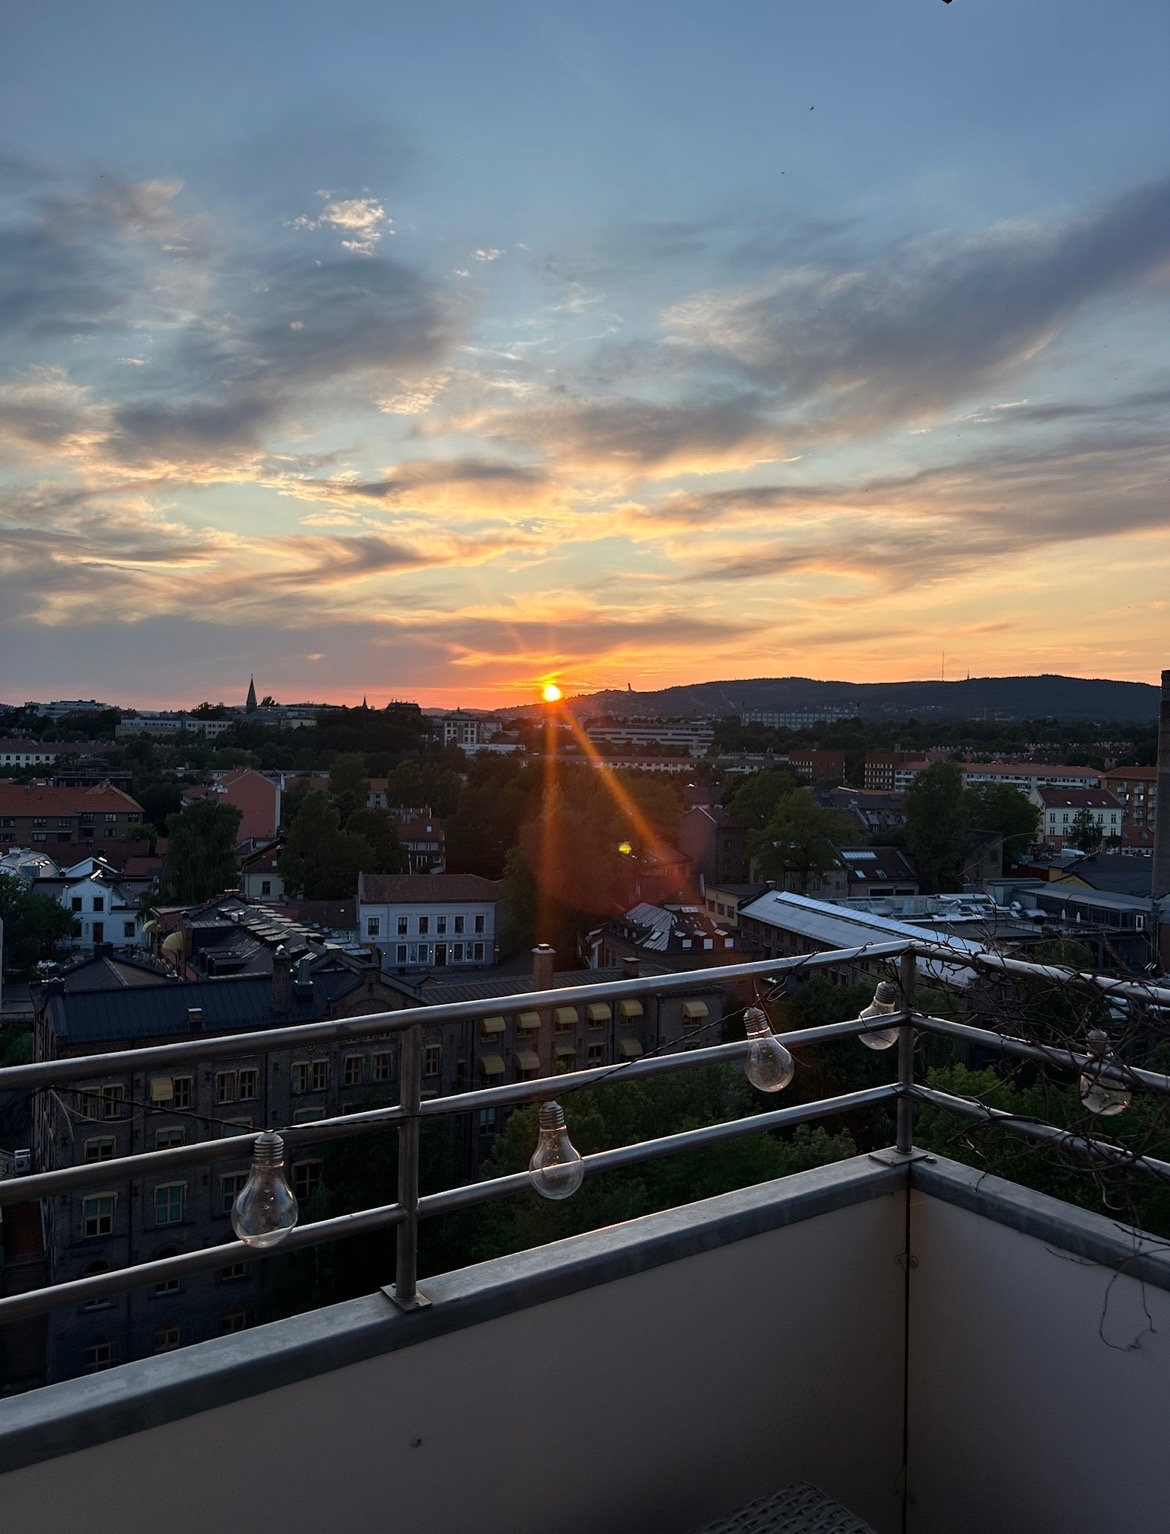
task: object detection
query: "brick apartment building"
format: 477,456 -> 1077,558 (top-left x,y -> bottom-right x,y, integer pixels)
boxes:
0,783 -> 143,854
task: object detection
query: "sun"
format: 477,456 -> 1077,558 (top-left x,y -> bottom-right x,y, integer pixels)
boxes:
541,683 -> 563,703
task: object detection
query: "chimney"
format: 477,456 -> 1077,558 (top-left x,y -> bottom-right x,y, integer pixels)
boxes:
1154,669 -> 1170,901
272,945 -> 292,1015
187,1007 -> 204,1031
621,955 -> 640,979
294,953 -> 313,992
532,943 -> 555,992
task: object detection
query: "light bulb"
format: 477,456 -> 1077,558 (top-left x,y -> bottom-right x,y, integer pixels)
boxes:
231,1131 -> 299,1247
529,1101 -> 585,1200
743,1006 -> 795,1093
857,980 -> 901,1051
1078,1030 -> 1131,1117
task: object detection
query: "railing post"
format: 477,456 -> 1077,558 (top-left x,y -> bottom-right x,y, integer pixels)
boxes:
897,949 -> 916,1156
386,1023 -> 429,1310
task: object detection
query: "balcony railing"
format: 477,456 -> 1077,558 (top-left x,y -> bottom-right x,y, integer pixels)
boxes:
2,938 -> 1169,1327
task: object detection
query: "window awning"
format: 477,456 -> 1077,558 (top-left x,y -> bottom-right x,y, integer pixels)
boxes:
480,1015 -> 506,1035
618,998 -> 643,1019
554,1006 -> 578,1026
555,1044 -> 577,1059
479,1055 -> 506,1076
515,1050 -> 540,1072
619,1038 -> 643,1059
587,1002 -> 612,1023
516,1011 -> 542,1030
682,1000 -> 709,1020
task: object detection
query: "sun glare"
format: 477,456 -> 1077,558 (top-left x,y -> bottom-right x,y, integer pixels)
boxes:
541,683 -> 563,703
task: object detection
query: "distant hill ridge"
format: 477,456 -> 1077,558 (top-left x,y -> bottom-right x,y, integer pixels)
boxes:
502,674 -> 1159,723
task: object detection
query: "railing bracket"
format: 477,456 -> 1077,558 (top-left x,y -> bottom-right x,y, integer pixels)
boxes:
383,1283 -> 432,1312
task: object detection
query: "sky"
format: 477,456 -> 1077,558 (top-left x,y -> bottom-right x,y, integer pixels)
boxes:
1,0 -> 1169,710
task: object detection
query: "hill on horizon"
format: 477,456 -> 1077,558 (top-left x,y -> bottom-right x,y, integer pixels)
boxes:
501,673 -> 1160,723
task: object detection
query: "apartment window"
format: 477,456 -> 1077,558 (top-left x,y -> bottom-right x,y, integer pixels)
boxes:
372,1051 -> 394,1083
33,817 -> 47,829
123,920 -> 135,938
32,832 -> 47,842
474,914 -> 485,934
92,896 -> 104,912
453,915 -> 464,934
221,1306 -> 248,1334
292,1062 -> 310,1094
83,1195 -> 115,1238
80,1261 -> 113,1311
311,1060 -> 329,1091
237,1067 -> 259,1100
215,1071 -> 237,1104
221,1172 -> 247,1215
449,941 -> 462,961
424,1044 -> 442,1077
343,1055 -> 363,1087
95,1084 -> 124,1119
84,1136 -> 116,1162
220,1262 -> 248,1281
367,917 -> 381,937
436,915 -> 447,935
154,1183 -> 185,1226
397,916 -> 408,935
293,1107 -> 327,1123
84,1338 -> 113,1373
396,944 -> 408,963
472,942 -> 485,961
155,1127 -> 185,1149
418,916 -> 429,935
478,1108 -> 498,1137
71,896 -> 83,912
154,1322 -> 182,1353
153,1248 -> 181,1295
93,921 -> 105,942
105,813 -> 118,823
260,880 -> 271,896
173,1076 -> 192,1109
221,1118 -> 253,1137
293,1160 -> 323,1201
586,1042 -> 606,1065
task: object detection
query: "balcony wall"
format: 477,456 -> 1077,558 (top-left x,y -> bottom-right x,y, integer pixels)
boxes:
907,1159 -> 1170,1534
0,1157 -> 907,1534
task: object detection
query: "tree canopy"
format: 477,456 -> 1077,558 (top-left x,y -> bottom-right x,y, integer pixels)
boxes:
0,873 -> 74,974
160,798 -> 243,903
749,791 -> 854,882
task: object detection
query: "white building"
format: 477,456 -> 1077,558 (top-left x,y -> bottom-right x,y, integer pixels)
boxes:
357,872 -> 503,970
58,870 -> 147,951
960,762 -> 1101,794
584,720 -> 715,757
1029,787 -> 1123,849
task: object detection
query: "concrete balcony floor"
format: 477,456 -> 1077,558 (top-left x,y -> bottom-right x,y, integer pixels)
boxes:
2,1152 -> 1169,1534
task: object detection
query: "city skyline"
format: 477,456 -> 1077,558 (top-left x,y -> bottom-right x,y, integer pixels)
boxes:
2,1 -> 1169,709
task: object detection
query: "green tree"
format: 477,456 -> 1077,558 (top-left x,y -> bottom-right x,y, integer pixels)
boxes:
0,873 -> 74,974
749,792 -> 854,884
904,760 -> 969,891
328,753 -> 369,824
1067,807 -> 1103,853
159,798 -> 243,903
723,768 -> 800,829
963,783 -> 1039,870
345,808 -> 409,874
280,791 -> 374,900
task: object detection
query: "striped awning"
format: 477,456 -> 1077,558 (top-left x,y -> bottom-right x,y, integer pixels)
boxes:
479,1055 -> 506,1076
587,1002 -> 612,1023
480,1015 -> 506,1035
682,1000 -> 709,1020
618,998 -> 643,1019
516,1011 -> 542,1030
619,1038 -> 643,1059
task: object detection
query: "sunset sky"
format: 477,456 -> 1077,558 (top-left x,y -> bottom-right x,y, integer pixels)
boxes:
2,0 -> 1168,709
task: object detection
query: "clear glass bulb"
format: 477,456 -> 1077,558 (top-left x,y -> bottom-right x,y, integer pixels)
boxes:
529,1101 -> 585,1200
231,1131 -> 299,1247
1079,1029 -> 1131,1117
858,980 -> 901,1051
743,1006 -> 795,1093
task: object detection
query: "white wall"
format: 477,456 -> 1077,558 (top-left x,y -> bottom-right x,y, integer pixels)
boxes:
908,1191 -> 1170,1534
0,1193 -> 906,1534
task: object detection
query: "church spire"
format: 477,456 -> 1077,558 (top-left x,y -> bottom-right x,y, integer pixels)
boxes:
245,675 -> 258,713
